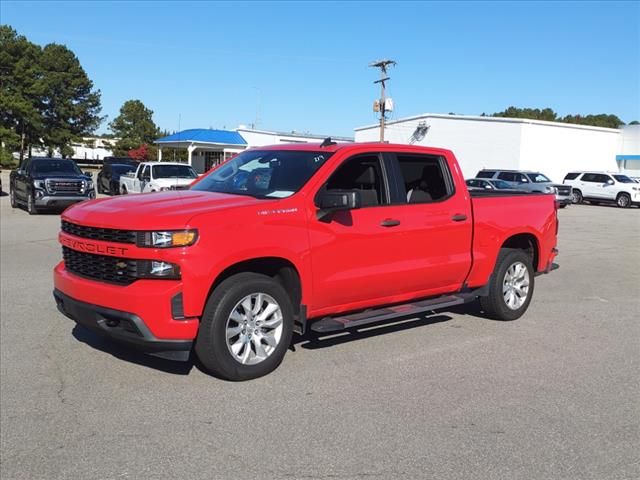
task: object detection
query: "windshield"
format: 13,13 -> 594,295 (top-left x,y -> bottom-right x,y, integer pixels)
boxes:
192,149 -> 333,198
112,164 -> 136,174
529,173 -> 552,183
613,175 -> 635,183
490,179 -> 513,189
31,159 -> 82,175
152,164 -> 197,179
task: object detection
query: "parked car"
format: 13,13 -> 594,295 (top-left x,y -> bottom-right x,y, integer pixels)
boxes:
563,171 -> 640,208
54,143 -> 559,381
465,178 -> 519,192
9,157 -> 95,214
97,162 -> 137,195
119,162 -> 198,194
476,169 -> 572,207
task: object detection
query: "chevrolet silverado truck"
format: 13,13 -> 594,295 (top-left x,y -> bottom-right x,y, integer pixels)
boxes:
119,161 -> 198,194
53,142 -> 559,381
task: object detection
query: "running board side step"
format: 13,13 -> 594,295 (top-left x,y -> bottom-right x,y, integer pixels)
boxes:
310,293 -> 476,334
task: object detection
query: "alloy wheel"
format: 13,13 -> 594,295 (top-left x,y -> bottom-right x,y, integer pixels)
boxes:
225,293 -> 284,365
502,261 -> 530,310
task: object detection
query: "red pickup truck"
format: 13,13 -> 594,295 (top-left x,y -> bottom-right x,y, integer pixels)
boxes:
54,142 -> 558,380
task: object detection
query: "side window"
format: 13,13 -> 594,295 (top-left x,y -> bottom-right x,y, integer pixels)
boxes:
22,159 -> 31,173
142,166 -> 151,181
476,171 -> 496,179
324,155 -> 386,207
597,174 -> 612,184
516,173 -> 529,183
564,172 -> 580,181
395,154 -> 451,204
498,172 -> 515,182
581,173 -> 595,182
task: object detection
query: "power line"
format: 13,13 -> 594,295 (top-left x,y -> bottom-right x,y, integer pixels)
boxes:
369,59 -> 396,142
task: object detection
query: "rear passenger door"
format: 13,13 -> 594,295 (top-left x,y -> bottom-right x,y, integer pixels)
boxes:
579,173 -> 599,198
385,152 -> 473,295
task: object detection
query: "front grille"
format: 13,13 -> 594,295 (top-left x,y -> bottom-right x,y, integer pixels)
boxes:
556,185 -> 571,196
46,179 -> 83,194
63,246 -> 137,285
61,220 -> 138,244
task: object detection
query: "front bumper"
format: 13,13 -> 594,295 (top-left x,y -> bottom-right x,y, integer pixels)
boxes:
54,289 -> 192,360
35,192 -> 95,208
53,262 -> 199,361
555,194 -> 572,206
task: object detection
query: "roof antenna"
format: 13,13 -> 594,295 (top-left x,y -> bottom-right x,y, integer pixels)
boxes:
320,137 -> 337,148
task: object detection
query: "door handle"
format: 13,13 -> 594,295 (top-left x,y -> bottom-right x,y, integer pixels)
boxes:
451,214 -> 468,222
380,218 -> 401,227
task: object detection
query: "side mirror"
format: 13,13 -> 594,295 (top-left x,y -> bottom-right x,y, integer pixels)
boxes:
606,179 -> 614,185
315,190 -> 361,211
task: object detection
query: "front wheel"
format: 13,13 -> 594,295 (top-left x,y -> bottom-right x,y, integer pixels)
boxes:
195,272 -> 294,381
480,248 -> 535,321
27,193 -> 38,215
616,193 -> 631,208
10,188 -> 17,208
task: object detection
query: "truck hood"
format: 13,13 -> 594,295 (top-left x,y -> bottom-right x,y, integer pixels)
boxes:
63,191 -> 270,230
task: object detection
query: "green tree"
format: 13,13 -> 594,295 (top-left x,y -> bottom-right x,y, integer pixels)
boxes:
109,99 -> 159,156
39,43 -> 102,157
490,106 -> 625,129
629,120 -> 639,125
0,25 -> 44,163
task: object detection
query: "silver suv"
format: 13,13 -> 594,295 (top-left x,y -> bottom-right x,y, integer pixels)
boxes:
476,169 -> 572,207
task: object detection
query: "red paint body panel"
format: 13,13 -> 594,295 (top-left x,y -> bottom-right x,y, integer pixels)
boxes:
53,143 -> 558,342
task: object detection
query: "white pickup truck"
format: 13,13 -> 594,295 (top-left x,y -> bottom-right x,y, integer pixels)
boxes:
119,162 -> 198,194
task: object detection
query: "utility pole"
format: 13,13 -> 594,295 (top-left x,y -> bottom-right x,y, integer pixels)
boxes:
369,59 -> 396,142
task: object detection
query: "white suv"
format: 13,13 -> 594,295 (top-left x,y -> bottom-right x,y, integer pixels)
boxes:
563,172 -> 640,208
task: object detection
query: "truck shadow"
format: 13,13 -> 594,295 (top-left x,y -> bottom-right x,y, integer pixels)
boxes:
292,313 -> 452,351
72,325 -> 194,375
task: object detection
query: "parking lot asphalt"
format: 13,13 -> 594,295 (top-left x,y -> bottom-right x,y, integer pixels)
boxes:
1,169 -> 639,480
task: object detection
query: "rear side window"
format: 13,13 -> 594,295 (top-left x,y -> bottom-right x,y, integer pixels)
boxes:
476,170 -> 495,179
581,173 -> 597,182
564,172 -> 580,181
395,154 -> 452,203
498,172 -> 516,182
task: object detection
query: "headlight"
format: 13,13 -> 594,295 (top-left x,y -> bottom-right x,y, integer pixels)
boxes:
138,229 -> 198,248
33,180 -> 45,189
85,180 -> 94,190
546,186 -> 557,194
137,260 -> 181,279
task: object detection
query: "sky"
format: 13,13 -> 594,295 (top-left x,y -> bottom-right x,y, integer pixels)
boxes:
1,1 -> 639,137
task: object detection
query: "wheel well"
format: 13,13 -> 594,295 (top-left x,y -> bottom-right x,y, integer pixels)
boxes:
211,258 -> 302,313
616,191 -> 630,199
501,234 -> 539,270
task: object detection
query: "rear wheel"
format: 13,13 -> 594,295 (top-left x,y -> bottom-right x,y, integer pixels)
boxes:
571,189 -> 583,204
195,272 -> 294,381
616,193 -> 631,208
10,188 -> 17,208
480,248 -> 535,321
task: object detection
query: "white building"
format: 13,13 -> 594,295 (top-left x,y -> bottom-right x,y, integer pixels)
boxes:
24,136 -> 115,162
617,125 -> 640,175
354,113 -> 636,183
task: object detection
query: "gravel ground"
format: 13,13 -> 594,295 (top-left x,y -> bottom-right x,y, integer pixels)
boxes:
1,169 -> 639,480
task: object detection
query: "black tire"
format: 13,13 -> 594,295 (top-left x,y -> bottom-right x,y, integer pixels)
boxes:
616,193 -> 631,208
110,181 -> 119,195
571,189 -> 583,204
195,272 -> 294,381
97,179 -> 104,194
121,185 -> 128,195
10,188 -> 17,208
27,193 -> 38,215
480,248 -> 535,321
